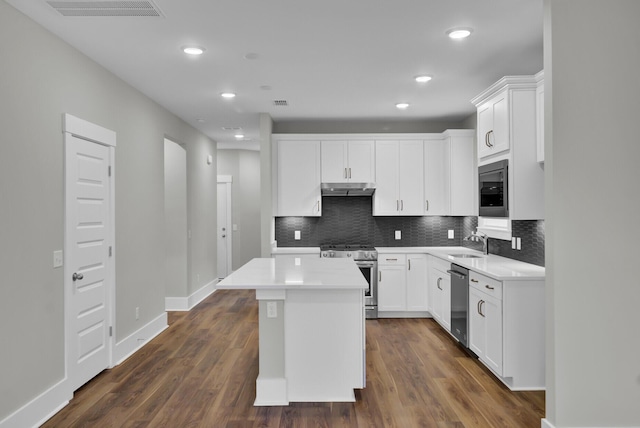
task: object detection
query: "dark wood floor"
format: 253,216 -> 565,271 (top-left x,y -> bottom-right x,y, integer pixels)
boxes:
43,289 -> 545,427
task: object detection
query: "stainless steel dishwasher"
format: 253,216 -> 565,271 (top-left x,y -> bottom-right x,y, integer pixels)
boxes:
448,264 -> 469,348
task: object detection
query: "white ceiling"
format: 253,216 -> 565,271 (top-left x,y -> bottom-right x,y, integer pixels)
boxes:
6,0 -> 543,146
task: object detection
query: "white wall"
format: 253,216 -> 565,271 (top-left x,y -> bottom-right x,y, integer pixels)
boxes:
0,1 -> 217,422
545,0 -> 640,426
217,149 -> 262,269
164,140 -> 188,298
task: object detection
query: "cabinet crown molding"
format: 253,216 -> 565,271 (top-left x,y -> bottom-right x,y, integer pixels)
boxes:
471,74 -> 540,107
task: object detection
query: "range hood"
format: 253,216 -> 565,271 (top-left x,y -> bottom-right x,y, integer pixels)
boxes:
321,182 -> 376,196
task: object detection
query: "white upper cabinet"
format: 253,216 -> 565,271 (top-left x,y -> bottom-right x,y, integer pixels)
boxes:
423,138 -> 449,215
424,130 -> 476,216
472,76 -> 538,162
321,140 -> 375,183
472,74 -> 544,225
275,139 -> 322,217
477,89 -> 510,159
373,140 -> 424,216
446,130 -> 477,216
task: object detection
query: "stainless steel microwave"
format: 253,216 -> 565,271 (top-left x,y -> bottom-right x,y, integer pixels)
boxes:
479,160 -> 509,217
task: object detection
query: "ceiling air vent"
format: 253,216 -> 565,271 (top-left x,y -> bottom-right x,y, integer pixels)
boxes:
46,1 -> 164,17
273,100 -> 288,107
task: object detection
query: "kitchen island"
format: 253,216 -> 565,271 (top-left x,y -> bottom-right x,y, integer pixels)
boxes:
216,257 -> 367,406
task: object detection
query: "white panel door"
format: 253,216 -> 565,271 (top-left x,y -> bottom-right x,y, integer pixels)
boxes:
217,181 -> 232,278
65,134 -> 111,392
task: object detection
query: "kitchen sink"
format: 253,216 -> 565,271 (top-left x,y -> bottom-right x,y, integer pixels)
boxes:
449,253 -> 484,259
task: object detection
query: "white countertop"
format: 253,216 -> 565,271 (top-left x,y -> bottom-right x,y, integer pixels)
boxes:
377,246 -> 545,281
217,257 -> 368,290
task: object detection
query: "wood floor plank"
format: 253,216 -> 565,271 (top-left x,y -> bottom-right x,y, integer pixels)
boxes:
41,289 -> 545,428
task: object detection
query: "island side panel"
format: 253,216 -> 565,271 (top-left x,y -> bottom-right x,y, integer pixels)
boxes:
255,289 -> 288,405
284,288 -> 365,402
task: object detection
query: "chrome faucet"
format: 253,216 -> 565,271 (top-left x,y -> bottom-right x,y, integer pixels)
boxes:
464,231 -> 490,255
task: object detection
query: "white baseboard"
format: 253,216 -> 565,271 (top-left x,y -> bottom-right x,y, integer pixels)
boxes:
0,378 -> 70,428
165,279 -> 218,311
113,311 -> 168,365
541,418 -> 554,428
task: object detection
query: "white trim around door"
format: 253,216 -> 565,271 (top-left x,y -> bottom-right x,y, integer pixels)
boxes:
63,113 -> 116,394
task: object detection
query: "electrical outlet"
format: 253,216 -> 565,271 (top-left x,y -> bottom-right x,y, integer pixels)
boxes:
294,230 -> 301,240
267,301 -> 277,318
511,237 -> 517,249
395,230 -> 401,240
53,250 -> 63,268
448,230 -> 454,239
516,237 -> 522,250
135,307 -> 140,320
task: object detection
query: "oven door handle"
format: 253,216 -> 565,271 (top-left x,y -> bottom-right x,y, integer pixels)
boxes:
357,261 -> 376,268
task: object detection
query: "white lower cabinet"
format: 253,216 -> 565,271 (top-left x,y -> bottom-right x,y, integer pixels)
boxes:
469,286 -> 503,375
378,253 -> 429,316
377,264 -> 405,311
467,270 -> 545,390
406,254 -> 428,311
427,256 -> 451,331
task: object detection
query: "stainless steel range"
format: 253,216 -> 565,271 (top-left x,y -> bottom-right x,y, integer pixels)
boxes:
320,244 -> 378,319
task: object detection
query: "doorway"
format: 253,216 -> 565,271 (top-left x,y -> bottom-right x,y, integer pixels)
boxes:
164,139 -> 188,299
63,114 -> 115,393
217,176 -> 232,278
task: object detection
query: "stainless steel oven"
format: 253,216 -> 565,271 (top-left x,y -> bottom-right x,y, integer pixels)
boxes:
320,245 -> 378,319
479,159 -> 509,217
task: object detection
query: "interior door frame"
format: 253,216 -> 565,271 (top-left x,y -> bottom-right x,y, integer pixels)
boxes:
217,175 -> 233,278
63,113 -> 116,392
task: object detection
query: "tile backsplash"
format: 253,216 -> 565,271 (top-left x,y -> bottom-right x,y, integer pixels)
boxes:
275,196 -> 545,266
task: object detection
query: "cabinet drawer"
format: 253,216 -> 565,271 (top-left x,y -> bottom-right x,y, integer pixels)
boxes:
428,255 -> 450,273
378,254 -> 406,265
469,271 -> 502,300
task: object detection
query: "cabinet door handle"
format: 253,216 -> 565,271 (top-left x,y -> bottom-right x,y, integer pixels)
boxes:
426,200 -> 429,211
386,258 -> 397,262
485,285 -> 495,290
437,277 -> 442,290
315,200 -> 320,213
471,278 -> 479,283
348,168 -> 352,179
479,300 -> 486,317
487,130 -> 494,147
379,271 -> 382,282
396,200 -> 399,211
408,259 -> 411,270
344,168 -> 348,179
401,200 -> 404,211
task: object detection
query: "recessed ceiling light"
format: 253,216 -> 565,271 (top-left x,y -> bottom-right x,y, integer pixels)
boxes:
244,52 -> 260,60
182,46 -> 205,55
196,118 -> 206,123
396,103 -> 410,109
446,28 -> 473,39
415,75 -> 432,83
235,134 -> 244,139
221,92 -> 236,99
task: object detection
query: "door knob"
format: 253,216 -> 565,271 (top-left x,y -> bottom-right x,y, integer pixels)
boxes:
72,272 -> 83,281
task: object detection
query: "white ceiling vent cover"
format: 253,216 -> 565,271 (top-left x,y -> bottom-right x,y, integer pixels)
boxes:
273,100 -> 288,106
46,1 -> 164,17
